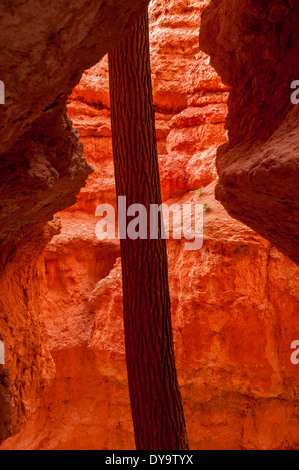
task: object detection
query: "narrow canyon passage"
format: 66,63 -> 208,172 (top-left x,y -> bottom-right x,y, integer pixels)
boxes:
0,0 -> 299,451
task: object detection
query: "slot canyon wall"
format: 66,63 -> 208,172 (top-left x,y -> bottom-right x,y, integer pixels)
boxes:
0,0 -> 150,444
199,0 -> 299,266
1,0 -> 299,451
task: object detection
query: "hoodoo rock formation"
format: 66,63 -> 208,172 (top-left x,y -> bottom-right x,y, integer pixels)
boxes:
0,0 -> 299,451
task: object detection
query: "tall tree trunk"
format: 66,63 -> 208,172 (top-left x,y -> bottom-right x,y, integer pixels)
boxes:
108,11 -> 188,451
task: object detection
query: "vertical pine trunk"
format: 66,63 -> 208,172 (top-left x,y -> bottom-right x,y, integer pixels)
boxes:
108,11 -> 188,450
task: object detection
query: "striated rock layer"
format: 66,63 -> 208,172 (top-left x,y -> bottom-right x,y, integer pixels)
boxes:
2,0 -> 299,450
199,0 -> 299,266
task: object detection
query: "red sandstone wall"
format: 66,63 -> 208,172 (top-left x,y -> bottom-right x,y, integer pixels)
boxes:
199,0 -> 299,266
0,0 -> 151,442
2,0 -> 299,450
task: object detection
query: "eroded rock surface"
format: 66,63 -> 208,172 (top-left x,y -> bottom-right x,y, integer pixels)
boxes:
0,366 -> 12,443
199,0 -> 299,265
2,0 -> 299,451
0,0 -> 150,155
0,0 -> 150,442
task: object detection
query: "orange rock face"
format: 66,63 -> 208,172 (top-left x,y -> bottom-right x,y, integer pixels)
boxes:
0,0 -> 151,444
2,0 -> 299,450
199,0 -> 299,266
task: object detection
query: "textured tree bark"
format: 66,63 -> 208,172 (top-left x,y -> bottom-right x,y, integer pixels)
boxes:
108,11 -> 189,451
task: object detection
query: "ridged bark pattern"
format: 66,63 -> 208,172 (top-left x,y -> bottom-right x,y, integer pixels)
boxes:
109,11 -> 189,451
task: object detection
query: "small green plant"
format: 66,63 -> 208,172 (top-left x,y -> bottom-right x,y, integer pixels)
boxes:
203,203 -> 212,212
190,186 -> 205,196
